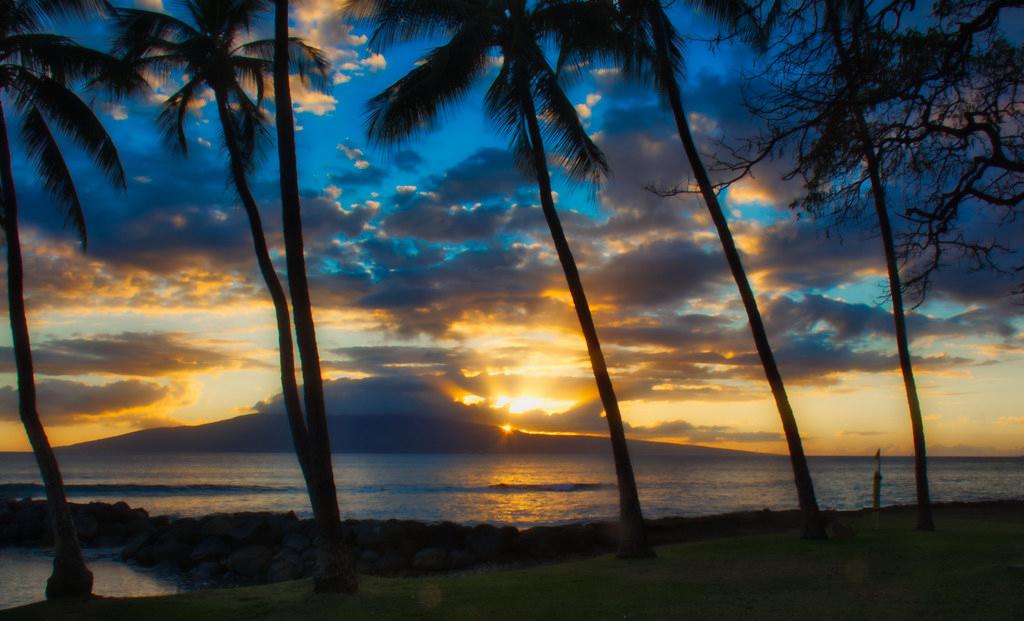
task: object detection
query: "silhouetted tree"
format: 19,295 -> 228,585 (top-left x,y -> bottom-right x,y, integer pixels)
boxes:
891,0 -> 1023,299
0,0 -> 139,599
741,0 -> 1022,532
271,0 -> 358,593
614,0 -> 827,538
354,0 -> 654,557
111,0 -> 340,553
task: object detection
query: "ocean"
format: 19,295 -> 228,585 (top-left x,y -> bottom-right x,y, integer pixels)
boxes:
1,452 -> 1022,609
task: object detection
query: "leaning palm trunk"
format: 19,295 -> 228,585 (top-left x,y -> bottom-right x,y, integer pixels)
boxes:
523,95 -> 652,558
0,103 -> 94,599
651,16 -> 827,539
272,0 -> 357,593
823,2 -> 933,530
212,88 -> 313,484
855,114 -> 935,532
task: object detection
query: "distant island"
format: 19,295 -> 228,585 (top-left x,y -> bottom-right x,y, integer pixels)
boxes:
59,413 -> 771,458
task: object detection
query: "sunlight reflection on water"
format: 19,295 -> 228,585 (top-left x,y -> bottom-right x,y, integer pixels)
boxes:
1,453 -> 1020,524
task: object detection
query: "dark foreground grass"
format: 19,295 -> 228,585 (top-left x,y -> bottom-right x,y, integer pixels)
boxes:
4,509 -> 1022,620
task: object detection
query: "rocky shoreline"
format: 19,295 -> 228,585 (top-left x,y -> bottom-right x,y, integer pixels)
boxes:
2,497 -> 1021,588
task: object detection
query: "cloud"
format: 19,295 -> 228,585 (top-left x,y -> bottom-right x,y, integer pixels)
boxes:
627,419 -> 782,443
0,379 -> 172,426
429,148 -> 531,204
0,332 -> 252,377
252,372 -> 780,444
589,238 -> 730,308
289,75 -> 338,116
381,199 -> 512,242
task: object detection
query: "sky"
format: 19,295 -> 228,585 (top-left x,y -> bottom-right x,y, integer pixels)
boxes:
0,0 -> 1021,456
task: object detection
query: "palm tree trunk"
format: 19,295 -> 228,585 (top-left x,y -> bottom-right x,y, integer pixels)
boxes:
0,103 -> 94,598
522,96 -> 653,558
272,0 -> 357,594
855,113 -> 935,531
651,15 -> 827,539
212,89 -> 315,496
823,0 -> 934,531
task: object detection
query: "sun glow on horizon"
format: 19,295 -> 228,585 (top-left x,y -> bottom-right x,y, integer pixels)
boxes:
494,395 -> 576,415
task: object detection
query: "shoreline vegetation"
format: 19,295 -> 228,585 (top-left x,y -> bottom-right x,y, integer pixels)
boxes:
2,497 -> 1021,588
1,500 -> 1021,619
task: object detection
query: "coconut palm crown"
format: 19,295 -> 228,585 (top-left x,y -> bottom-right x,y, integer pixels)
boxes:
110,0 -> 363,590
611,0 -> 827,538
0,0 -> 142,599
111,0 -> 328,166
355,0 -> 655,557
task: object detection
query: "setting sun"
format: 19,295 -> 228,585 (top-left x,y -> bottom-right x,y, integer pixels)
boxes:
494,395 -> 576,415
500,424 -> 513,433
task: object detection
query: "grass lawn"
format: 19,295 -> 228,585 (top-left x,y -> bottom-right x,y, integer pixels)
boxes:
4,509 -> 1022,620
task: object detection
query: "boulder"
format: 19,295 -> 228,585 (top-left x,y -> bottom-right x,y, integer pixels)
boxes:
73,512 -> 100,542
12,505 -> 44,542
121,532 -> 153,560
561,524 -> 596,554
229,515 -> 274,545
134,544 -> 158,567
190,536 -> 231,563
226,544 -> 273,577
189,561 -> 224,582
166,518 -> 202,545
1,524 -> 20,542
124,517 -> 153,537
412,547 -> 448,571
354,520 -> 386,549
150,541 -> 193,570
267,556 -> 304,582
423,522 -> 463,548
520,526 -> 562,558
466,524 -> 506,561
200,515 -> 234,539
110,501 -> 137,523
281,532 -> 310,553
448,549 -> 477,570
589,521 -> 618,547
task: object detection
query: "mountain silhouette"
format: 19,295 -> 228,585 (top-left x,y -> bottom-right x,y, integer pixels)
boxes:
61,413 -> 769,458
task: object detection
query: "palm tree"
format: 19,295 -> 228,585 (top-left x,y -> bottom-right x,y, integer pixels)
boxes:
0,0 -> 139,598
271,0 -> 357,592
111,0 -> 358,589
354,0 -> 654,558
821,0 -> 934,530
614,0 -> 827,538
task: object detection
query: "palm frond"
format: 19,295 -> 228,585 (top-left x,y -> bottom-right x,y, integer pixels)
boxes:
530,51 -> 607,184
111,7 -> 199,59
366,24 -> 492,147
533,0 -> 621,79
21,0 -> 111,26
20,106 -> 87,247
13,72 -> 126,189
236,38 -> 331,94
484,59 -> 535,177
227,81 -> 271,171
231,55 -> 271,105
156,78 -> 203,155
349,0 -> 483,50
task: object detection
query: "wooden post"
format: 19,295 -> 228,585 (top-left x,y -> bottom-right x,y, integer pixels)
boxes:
872,449 -> 882,528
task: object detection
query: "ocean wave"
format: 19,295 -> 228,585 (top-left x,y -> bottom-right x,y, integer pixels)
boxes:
486,483 -> 610,493
0,483 -> 301,497
343,483 -> 612,495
